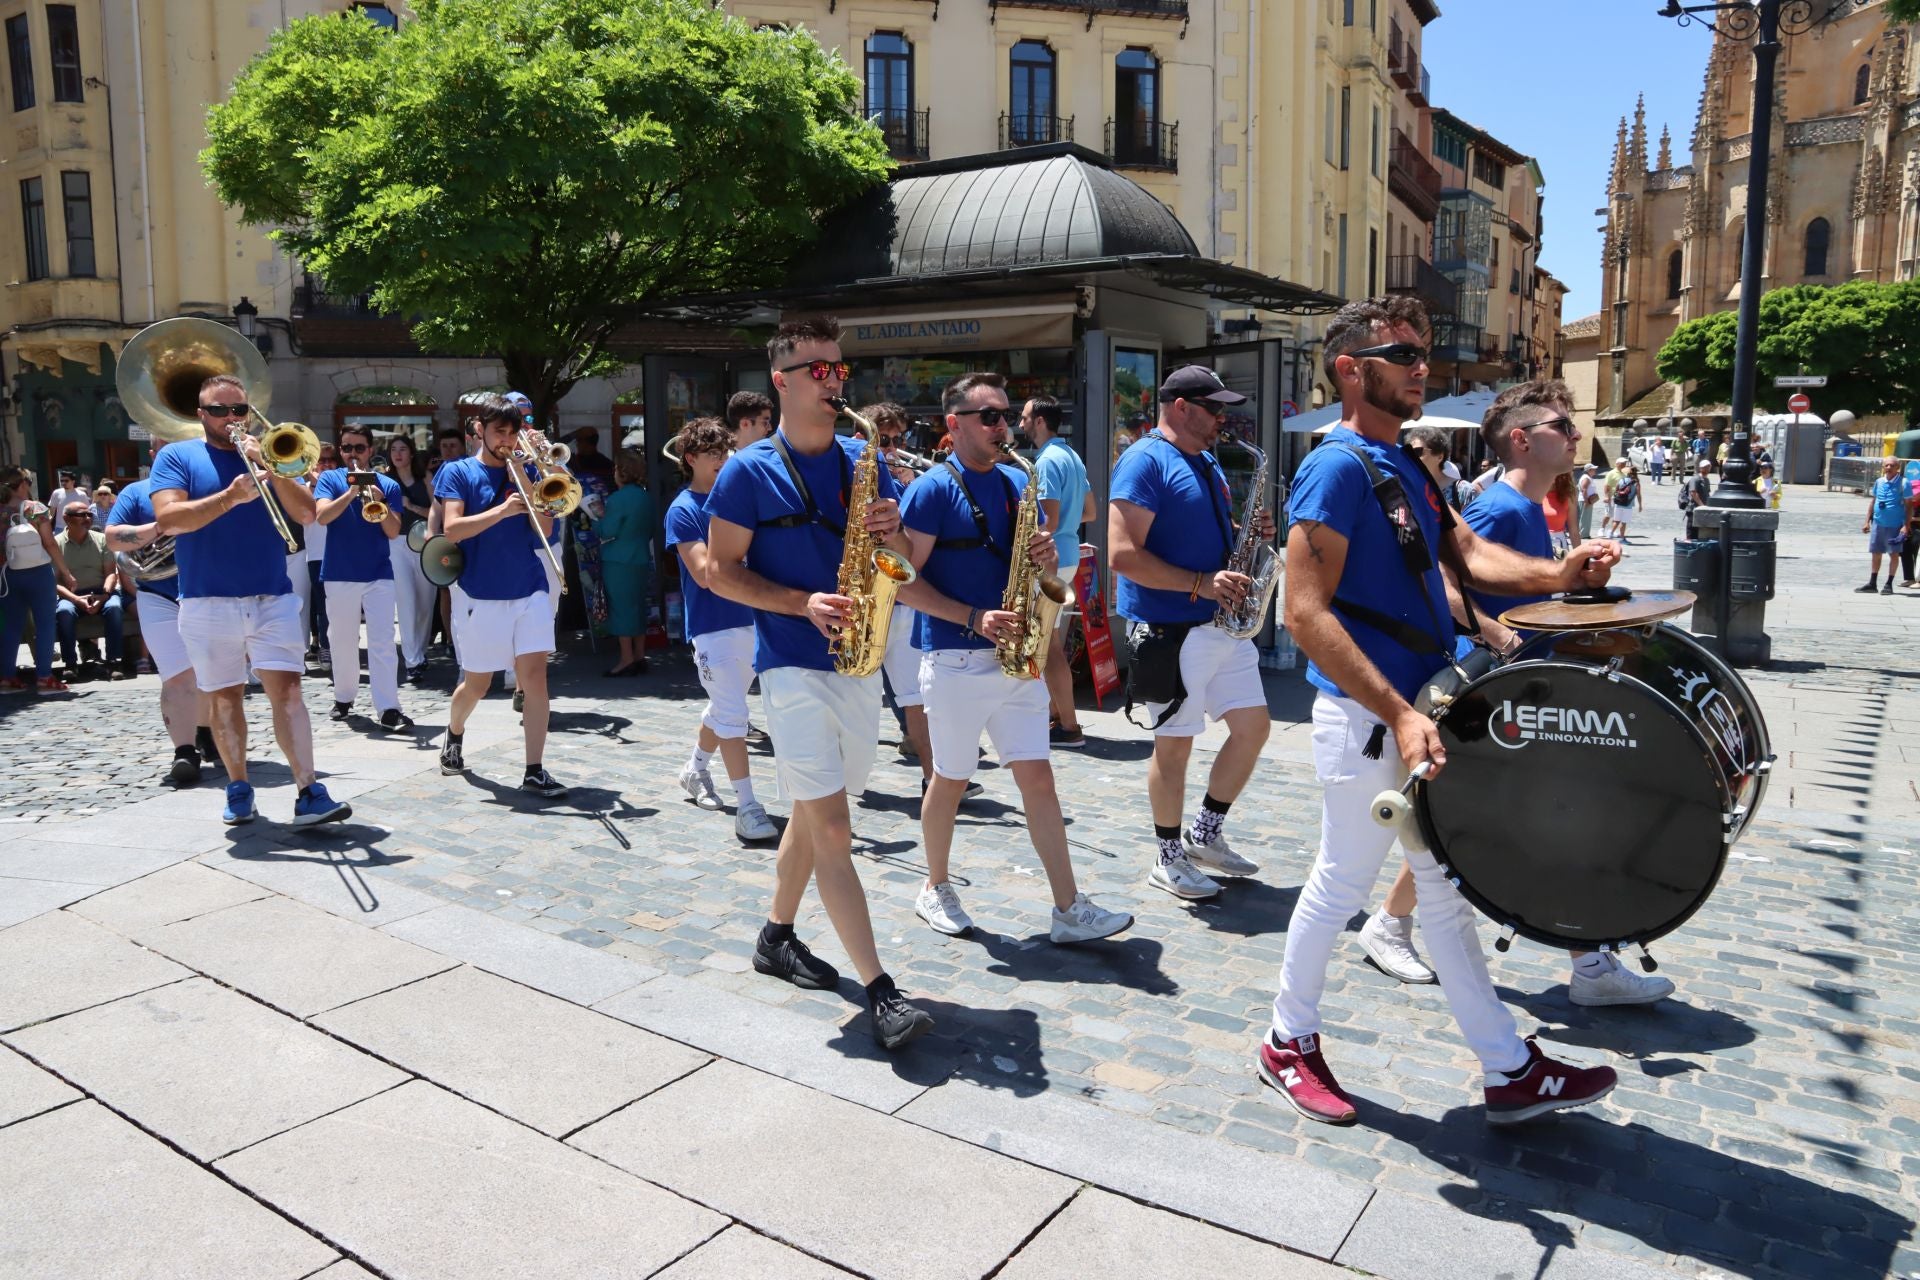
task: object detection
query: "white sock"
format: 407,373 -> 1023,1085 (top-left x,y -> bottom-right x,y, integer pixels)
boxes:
689,747 -> 713,774
1572,953 -> 1611,977
730,776 -> 756,807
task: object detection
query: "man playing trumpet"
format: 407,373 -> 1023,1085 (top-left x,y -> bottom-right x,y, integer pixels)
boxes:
313,424 -> 412,733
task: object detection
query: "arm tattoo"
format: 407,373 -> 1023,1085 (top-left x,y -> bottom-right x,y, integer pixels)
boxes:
1295,519 -> 1326,564
108,529 -> 140,547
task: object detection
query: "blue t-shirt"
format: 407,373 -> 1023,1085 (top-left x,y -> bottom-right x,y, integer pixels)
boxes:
1034,437 -> 1089,572
148,440 -> 293,600
432,456 -> 548,601
664,486 -> 755,642
1871,477 -> 1909,528
704,432 -> 902,673
1288,427 -> 1454,703
900,460 -> 1025,652
313,470 -> 402,584
1461,480 -> 1551,624
105,479 -> 177,602
1110,433 -> 1235,624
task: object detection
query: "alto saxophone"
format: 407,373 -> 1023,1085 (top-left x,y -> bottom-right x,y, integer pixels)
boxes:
827,397 -> 918,677
1214,435 -> 1283,639
995,446 -> 1075,679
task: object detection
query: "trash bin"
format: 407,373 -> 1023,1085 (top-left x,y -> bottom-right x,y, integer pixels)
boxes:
1673,539 -> 1721,596
1728,538 -> 1776,601
1834,438 -> 1863,458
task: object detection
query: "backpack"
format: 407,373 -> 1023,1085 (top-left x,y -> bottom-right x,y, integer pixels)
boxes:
1615,478 -> 1637,506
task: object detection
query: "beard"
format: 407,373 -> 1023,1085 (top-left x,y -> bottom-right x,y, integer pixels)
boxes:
1361,362 -> 1422,423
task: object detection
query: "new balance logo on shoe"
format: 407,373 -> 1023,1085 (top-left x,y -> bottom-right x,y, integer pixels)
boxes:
1279,1067 -> 1301,1088
1539,1075 -> 1565,1097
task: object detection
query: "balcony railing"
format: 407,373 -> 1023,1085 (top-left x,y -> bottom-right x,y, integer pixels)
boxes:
1385,254 -> 1457,318
999,112 -> 1074,149
871,107 -> 929,161
1388,129 -> 1441,219
1388,22 -> 1416,89
1507,337 -> 1530,365
1107,118 -> 1177,172
293,275 -> 377,317
991,0 -> 1188,15
1430,319 -> 1483,362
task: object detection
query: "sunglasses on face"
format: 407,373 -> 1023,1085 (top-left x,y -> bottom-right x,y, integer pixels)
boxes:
1346,343 -> 1430,367
337,443 -> 370,454
877,434 -> 908,448
778,359 -> 853,383
65,512 -> 92,520
1184,398 -> 1228,419
199,403 -> 249,418
952,407 -> 1010,427
1526,415 -> 1576,439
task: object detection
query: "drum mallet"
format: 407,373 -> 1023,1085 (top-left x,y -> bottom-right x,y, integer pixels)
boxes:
1368,761 -> 1432,853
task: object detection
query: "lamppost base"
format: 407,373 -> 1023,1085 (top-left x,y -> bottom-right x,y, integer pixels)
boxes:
1704,485 -> 1768,510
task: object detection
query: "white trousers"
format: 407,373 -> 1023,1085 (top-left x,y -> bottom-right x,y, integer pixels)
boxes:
389,538 -> 434,668
1272,693 -> 1526,1075
325,579 -> 400,713
286,550 -> 311,638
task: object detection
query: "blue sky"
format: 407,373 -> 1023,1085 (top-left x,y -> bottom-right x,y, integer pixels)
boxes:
1420,2 -> 1718,320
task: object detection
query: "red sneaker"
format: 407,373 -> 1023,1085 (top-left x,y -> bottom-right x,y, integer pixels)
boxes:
1256,1032 -> 1357,1125
1484,1036 -> 1617,1125
33,676 -> 69,696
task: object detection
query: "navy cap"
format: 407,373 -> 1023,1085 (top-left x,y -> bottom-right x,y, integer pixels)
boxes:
1157,365 -> 1248,406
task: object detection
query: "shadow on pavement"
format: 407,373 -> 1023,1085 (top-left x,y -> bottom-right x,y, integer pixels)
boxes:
1195,877 -> 1302,937
1497,987 -> 1757,1058
828,998 -> 1046,1099
968,929 -> 1178,996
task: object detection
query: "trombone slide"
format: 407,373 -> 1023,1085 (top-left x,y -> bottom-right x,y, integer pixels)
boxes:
506,459 -> 568,596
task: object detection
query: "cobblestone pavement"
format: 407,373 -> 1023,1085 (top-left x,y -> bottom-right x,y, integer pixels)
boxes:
5,486 -> 1917,1279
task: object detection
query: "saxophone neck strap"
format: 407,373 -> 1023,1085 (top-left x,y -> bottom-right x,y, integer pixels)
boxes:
765,431 -> 850,537
933,458 -> 1016,560
1166,440 -> 1234,564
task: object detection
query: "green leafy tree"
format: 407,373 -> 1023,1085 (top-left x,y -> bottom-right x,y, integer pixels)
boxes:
204,0 -> 891,418
1888,0 -> 1920,21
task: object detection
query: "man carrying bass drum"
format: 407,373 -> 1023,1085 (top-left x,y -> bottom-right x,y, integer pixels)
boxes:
1261,297 -> 1626,1128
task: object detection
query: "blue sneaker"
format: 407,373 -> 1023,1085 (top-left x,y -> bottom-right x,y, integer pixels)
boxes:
291,783 -> 351,827
222,782 -> 256,825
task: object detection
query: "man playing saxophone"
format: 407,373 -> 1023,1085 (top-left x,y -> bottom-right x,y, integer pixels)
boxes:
897,372 -> 1133,945
706,317 -> 935,1051
1108,366 -> 1275,901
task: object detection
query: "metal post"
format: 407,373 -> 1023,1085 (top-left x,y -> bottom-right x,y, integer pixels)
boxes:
1712,0 -> 1775,509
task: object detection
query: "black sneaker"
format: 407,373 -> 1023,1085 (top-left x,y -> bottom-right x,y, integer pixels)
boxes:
196,729 -> 219,765
1855,581 -> 1879,593
379,709 -> 415,734
921,776 -> 985,802
439,741 -> 465,775
746,723 -> 769,744
752,933 -> 839,990
1882,581 -> 1895,596
1049,724 -> 1086,748
871,989 -> 935,1051
407,664 -> 428,684
168,752 -> 202,788
329,701 -> 352,722
521,767 -> 567,798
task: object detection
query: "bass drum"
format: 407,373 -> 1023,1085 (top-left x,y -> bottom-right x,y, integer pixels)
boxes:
1414,623 -> 1771,952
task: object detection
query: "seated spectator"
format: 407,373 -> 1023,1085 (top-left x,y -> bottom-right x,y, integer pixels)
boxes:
54,501 -> 127,679
90,484 -> 116,526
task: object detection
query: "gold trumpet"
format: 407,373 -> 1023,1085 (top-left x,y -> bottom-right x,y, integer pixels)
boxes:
508,428 -> 580,594
350,472 -> 390,523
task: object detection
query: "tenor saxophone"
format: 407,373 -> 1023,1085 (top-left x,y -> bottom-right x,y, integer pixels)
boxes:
995,446 -> 1075,680
1214,435 -> 1283,639
828,397 -> 918,677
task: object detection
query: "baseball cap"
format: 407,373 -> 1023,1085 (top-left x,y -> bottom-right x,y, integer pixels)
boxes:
1698,460 -> 1711,470
1157,365 -> 1247,406
1584,462 -> 1598,471
504,391 -> 534,414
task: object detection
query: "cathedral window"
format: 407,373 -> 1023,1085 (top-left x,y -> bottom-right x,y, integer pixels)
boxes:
1854,64 -> 1870,107
1667,249 -> 1684,299
1804,218 -> 1831,278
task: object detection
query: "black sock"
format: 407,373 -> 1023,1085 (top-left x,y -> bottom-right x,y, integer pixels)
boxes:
173,744 -> 198,760
1154,823 -> 1182,842
1202,794 -> 1232,817
865,972 -> 898,1007
524,762 -> 542,777
298,784 -> 315,800
760,920 -> 794,947
446,729 -> 463,745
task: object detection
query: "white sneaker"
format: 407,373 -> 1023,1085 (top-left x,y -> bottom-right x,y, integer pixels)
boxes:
1569,954 -> 1675,1006
1148,854 -> 1221,900
1358,910 -> 1437,984
915,881 -> 974,936
679,765 -> 723,810
734,800 -> 777,841
1183,831 -> 1260,877
1050,893 -> 1133,944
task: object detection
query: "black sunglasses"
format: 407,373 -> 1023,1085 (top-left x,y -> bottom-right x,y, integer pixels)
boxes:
337,442 -> 370,453
199,403 -> 250,417
1526,415 -> 1575,439
877,434 -> 908,448
1345,343 -> 1430,367
1184,398 -> 1228,418
952,407 -> 1010,427
778,359 -> 853,383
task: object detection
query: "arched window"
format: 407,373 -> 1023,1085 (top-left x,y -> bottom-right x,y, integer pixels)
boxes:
1114,48 -> 1163,166
865,33 -> 917,158
1009,41 -> 1057,145
1805,217 -> 1831,277
1667,248 -> 1684,299
1854,64 -> 1871,105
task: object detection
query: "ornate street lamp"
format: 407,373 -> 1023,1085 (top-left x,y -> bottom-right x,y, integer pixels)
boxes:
1656,0 -> 1846,508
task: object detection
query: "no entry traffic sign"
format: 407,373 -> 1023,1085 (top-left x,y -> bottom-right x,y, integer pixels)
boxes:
1787,392 -> 1811,414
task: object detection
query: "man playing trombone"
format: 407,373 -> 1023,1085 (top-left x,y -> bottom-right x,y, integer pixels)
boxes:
313,424 -> 412,734
433,393 -> 568,798
150,372 -> 351,827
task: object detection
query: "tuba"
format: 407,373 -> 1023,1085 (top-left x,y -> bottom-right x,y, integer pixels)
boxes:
1213,435 -> 1283,639
123,535 -> 179,583
826,397 -> 917,677
994,447 -> 1075,679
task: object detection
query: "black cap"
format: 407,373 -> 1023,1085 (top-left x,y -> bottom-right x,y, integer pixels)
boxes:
1157,365 -> 1248,406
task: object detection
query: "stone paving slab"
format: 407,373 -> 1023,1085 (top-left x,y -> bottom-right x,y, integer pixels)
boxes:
593,973 -> 940,1114
0,1043 -> 78,1128
6,976 -> 406,1161
196,841 -> 449,927
899,1073 -> 1372,1260
0,832 -> 183,887
651,1225 -> 856,1280
380,902 -> 661,1005
999,1187 -> 1352,1279
0,910 -> 189,1034
1336,1186 -> 1679,1280
217,1079 -> 725,1280
0,875 -> 95,927
67,861 -> 274,934
305,1262 -> 378,1280
0,1101 -> 337,1279
314,964 -> 708,1137
133,895 -> 456,1018
27,812 -> 240,855
572,1059 -> 1076,1280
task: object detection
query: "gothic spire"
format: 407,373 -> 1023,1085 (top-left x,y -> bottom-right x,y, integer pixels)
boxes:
1629,94 -> 1649,172
1657,123 -> 1672,170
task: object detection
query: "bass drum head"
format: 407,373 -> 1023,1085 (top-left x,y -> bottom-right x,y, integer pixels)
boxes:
1416,660 -> 1730,950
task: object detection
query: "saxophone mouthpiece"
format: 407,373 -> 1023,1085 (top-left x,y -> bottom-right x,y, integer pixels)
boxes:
827,396 -> 850,412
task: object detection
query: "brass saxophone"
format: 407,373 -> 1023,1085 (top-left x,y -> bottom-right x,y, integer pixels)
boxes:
828,397 -> 918,677
1214,435 -> 1283,639
995,446 -> 1075,679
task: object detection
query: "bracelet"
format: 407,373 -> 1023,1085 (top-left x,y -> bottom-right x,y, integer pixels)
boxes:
1188,570 -> 1204,603
966,607 -> 982,636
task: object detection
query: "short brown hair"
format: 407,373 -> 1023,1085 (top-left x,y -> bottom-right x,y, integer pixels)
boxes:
725,390 -> 774,429
613,448 -> 647,487
863,402 -> 908,434
1402,423 -> 1452,457
943,372 -> 1007,413
468,392 -> 520,428
768,316 -> 842,368
1479,378 -> 1573,460
336,424 -> 374,448
198,373 -> 246,403
672,416 -> 734,473
1322,296 -> 1430,383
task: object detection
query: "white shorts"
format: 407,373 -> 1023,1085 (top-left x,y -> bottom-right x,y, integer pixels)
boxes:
1144,624 -> 1267,738
135,590 -> 191,681
881,602 -> 922,707
178,594 -> 305,692
761,665 -> 881,803
457,592 -> 554,674
542,553 -> 563,617
693,625 -> 755,740
920,648 -> 1051,780
1613,505 -> 1636,528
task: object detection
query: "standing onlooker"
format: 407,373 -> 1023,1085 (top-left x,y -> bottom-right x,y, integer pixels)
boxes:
1024,393 -> 1092,747
385,435 -> 434,681
1756,461 -> 1780,512
726,390 -> 775,449
48,468 -> 88,516
1648,439 -> 1666,485
54,502 -> 127,677
1576,461 -> 1601,539
1607,464 -> 1642,541
1858,456 -> 1911,595
1690,429 -> 1711,472
1544,470 -> 1574,558
596,447 -> 657,677
1,467 -> 74,693
1715,438 -> 1729,475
